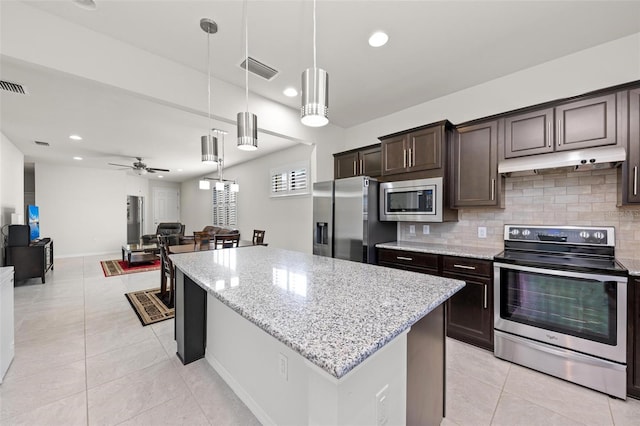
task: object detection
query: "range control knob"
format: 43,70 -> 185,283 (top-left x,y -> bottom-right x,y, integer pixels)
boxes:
510,229 -> 520,236
522,229 -> 531,237
579,231 -> 590,239
593,231 -> 606,240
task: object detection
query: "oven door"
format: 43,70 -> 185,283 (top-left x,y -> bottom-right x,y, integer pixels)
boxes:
494,262 -> 627,363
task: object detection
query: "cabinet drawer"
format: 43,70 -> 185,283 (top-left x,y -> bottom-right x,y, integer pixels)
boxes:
378,249 -> 439,272
442,256 -> 492,278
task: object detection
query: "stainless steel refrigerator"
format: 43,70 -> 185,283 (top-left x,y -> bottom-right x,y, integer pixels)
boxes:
312,176 -> 396,264
126,195 -> 144,244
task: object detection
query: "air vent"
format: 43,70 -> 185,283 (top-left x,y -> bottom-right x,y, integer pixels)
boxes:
34,141 -> 50,147
1,80 -> 28,95
240,57 -> 279,81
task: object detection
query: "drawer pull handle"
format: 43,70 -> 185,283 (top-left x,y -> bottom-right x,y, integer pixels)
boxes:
360,159 -> 363,174
483,284 -> 488,309
397,256 -> 413,261
453,264 -> 476,270
491,178 -> 496,201
403,149 -> 407,168
353,161 -> 357,175
634,166 -> 638,196
547,121 -> 551,147
557,119 -> 562,146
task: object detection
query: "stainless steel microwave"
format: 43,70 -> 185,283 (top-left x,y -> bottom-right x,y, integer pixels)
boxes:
380,177 -> 450,222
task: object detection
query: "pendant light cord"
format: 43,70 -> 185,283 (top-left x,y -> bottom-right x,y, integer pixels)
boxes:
207,29 -> 211,138
244,0 -> 249,113
313,0 -> 317,70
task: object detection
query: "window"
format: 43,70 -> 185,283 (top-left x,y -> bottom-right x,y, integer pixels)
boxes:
270,161 -> 309,197
212,183 -> 237,226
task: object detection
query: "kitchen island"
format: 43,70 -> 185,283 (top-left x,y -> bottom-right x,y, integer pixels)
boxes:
171,246 -> 465,425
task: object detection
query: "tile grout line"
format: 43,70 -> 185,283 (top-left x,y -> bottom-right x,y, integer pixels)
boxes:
488,362 -> 511,425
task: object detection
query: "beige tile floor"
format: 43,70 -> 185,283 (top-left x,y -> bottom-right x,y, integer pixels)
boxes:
1,253 -> 639,425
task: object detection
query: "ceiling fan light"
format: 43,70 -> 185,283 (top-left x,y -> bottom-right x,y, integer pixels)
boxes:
301,67 -> 329,127
201,134 -> 219,163
237,111 -> 258,151
199,179 -> 211,190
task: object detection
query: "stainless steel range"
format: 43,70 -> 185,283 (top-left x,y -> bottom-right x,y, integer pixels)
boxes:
493,225 -> 628,399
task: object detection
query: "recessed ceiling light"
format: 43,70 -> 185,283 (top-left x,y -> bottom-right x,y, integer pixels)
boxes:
69,134 -> 83,141
368,31 -> 389,47
73,156 -> 83,160
177,168 -> 183,172
283,87 -> 298,97
157,175 -> 164,178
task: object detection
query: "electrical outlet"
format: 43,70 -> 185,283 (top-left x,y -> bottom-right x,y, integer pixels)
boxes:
376,385 -> 389,426
478,227 -> 487,238
278,353 -> 288,381
409,225 -> 416,235
423,225 -> 430,235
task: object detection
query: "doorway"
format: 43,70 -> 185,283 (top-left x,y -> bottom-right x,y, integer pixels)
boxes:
126,195 -> 144,244
152,187 -> 180,230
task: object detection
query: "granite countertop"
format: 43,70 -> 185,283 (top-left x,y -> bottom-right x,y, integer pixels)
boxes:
618,258 -> 640,276
170,246 -> 464,379
376,241 -> 499,260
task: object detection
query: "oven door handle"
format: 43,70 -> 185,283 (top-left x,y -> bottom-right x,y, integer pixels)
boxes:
493,262 -> 627,284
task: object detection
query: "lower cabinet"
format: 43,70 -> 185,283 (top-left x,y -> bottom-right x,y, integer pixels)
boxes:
629,277 -> 640,399
377,248 -> 494,350
442,256 -> 493,351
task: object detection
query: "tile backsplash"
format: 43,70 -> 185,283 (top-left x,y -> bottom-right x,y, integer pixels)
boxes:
398,168 -> 640,260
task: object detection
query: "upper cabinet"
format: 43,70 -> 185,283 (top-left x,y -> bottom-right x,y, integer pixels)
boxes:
623,89 -> 639,204
380,121 -> 449,176
333,143 -> 381,179
503,93 -> 619,159
452,121 -> 501,208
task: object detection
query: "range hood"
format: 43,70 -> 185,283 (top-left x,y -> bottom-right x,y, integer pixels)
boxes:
498,146 -> 626,176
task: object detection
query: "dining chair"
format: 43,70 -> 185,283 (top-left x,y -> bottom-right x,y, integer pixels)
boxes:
252,229 -> 266,245
158,235 -> 175,308
193,231 -> 211,251
213,233 -> 240,249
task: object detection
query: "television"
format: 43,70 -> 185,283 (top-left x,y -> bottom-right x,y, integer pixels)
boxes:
27,204 -> 40,241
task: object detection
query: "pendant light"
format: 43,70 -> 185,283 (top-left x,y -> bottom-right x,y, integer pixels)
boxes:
301,0 -> 329,127
237,0 -> 258,151
201,18 -> 219,163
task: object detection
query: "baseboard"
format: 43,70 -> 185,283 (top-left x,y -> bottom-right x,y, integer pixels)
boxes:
204,351 -> 276,426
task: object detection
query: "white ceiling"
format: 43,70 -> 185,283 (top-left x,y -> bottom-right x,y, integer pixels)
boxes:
2,0 -> 640,182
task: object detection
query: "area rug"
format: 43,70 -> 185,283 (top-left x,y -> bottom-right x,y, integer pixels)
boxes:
125,288 -> 175,326
100,259 -> 161,277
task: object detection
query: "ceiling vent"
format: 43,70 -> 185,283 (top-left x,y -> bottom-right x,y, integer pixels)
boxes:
0,80 -> 28,95
34,141 -> 50,147
240,57 -> 279,81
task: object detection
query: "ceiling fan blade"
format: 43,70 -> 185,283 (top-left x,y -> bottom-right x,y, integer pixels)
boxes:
108,162 -> 134,168
147,167 -> 170,172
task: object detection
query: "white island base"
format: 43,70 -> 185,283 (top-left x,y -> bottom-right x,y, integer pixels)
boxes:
205,295 -> 444,426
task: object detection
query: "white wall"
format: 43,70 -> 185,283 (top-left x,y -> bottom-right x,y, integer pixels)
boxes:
344,33 -> 640,150
0,133 -> 25,266
182,143 -> 316,253
35,163 -> 162,257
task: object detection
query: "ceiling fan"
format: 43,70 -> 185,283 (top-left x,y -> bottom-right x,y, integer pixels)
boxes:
108,157 -> 170,175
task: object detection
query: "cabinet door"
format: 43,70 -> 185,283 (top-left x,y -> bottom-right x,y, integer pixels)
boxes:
453,121 -> 499,207
381,134 -> 409,176
629,278 -> 640,398
627,89 -> 640,203
556,93 -> 617,151
334,152 -> 359,179
407,127 -> 441,172
360,146 -> 382,177
444,274 -> 493,350
503,108 -> 554,158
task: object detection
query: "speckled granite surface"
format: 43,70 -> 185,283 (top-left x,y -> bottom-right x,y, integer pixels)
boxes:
618,258 -> 640,276
376,241 -> 499,260
0,266 -> 13,282
170,246 -> 464,379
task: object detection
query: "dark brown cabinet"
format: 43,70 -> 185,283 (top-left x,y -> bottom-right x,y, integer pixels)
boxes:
441,256 -> 493,350
452,121 -> 501,207
503,93 -> 619,159
5,239 -> 54,283
333,144 -> 381,179
377,248 -> 494,350
629,277 -> 640,399
380,123 -> 447,176
624,89 -> 640,204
